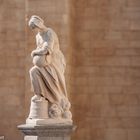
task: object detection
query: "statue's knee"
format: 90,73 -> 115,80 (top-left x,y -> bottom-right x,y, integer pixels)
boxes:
29,66 -> 38,76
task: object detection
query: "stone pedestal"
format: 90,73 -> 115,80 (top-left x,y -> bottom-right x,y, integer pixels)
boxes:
18,124 -> 76,140
28,96 -> 48,119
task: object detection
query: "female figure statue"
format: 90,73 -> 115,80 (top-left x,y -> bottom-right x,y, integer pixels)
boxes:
28,15 -> 72,121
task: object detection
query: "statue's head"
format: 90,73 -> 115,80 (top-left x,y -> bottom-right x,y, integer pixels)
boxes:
28,15 -> 44,30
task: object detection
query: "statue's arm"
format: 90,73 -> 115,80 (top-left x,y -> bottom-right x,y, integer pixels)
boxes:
32,31 -> 54,56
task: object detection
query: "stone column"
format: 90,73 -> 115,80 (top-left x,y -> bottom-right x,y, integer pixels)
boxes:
18,124 -> 76,140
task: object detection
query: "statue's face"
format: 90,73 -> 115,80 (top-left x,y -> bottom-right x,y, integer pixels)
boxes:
29,22 -> 37,30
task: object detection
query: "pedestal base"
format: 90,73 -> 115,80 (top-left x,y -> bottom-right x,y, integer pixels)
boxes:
24,136 -> 70,140
26,118 -> 73,125
18,124 -> 76,140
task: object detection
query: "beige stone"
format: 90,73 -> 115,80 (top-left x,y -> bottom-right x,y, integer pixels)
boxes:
128,129 -> 140,140
104,129 -> 127,140
0,0 -> 140,140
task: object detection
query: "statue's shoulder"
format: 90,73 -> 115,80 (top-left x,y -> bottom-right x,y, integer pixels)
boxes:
43,28 -> 54,38
44,28 -> 59,42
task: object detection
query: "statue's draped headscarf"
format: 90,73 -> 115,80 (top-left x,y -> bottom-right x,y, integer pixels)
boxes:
28,15 -> 44,29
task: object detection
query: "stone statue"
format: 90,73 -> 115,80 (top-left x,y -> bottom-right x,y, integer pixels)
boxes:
27,15 -> 72,124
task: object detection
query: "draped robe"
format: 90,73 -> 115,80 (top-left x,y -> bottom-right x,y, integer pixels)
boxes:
29,28 -> 67,105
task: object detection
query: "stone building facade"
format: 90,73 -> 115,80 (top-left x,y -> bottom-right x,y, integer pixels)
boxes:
0,0 -> 140,140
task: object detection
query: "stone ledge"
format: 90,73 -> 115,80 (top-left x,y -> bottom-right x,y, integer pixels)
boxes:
17,124 -> 76,137
26,118 -> 73,125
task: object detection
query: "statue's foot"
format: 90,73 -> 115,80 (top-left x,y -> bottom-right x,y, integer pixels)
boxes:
31,95 -> 41,102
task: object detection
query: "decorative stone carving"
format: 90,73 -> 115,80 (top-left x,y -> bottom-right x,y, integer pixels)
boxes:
27,15 -> 72,124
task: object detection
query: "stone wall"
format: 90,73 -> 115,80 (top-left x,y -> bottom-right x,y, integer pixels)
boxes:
72,0 -> 140,140
0,0 -> 26,140
0,0 -> 140,140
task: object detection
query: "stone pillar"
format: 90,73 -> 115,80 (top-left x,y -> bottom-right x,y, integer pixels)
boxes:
18,124 -> 76,140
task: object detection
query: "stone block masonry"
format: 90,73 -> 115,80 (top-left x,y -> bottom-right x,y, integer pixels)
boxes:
72,0 -> 140,140
0,0 -> 139,140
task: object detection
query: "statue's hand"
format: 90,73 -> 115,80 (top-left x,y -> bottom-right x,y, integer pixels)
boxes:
31,50 -> 36,58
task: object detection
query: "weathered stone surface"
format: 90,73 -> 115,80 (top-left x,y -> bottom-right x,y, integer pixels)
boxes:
18,124 -> 76,140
